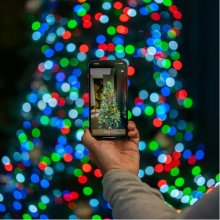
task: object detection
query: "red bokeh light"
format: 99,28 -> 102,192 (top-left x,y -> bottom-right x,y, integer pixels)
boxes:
107,43 -> 115,52
155,164 -> 164,173
95,12 -> 103,21
176,89 -> 188,100
173,60 -> 182,70
38,162 -> 47,170
71,191 -> 79,200
83,20 -> 92,29
98,43 -> 107,50
172,151 -> 181,160
119,14 -> 130,22
188,155 -> 196,165
61,127 -> 70,135
173,11 -> 182,19
79,44 -> 89,53
153,118 -> 163,128
157,179 -> 167,188
116,25 -> 128,34
4,163 -> 13,172
169,5 -> 178,13
51,92 -> 59,99
134,97 -> 144,105
82,93 -> 89,104
62,31 -> 71,40
94,168 -> 102,178
58,97 -> 66,106
151,12 -> 161,21
113,2 -> 123,9
82,163 -> 92,173
63,153 -> 73,162
165,155 -> 172,164
78,175 -> 88,184
128,66 -> 135,76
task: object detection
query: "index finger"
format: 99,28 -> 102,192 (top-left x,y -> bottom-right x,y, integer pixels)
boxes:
128,121 -> 136,131
81,127 -> 98,152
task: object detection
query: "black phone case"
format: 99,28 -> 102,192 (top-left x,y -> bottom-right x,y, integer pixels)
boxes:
88,60 -> 128,139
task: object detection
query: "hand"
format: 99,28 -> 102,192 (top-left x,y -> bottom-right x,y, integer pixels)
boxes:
81,121 -> 140,176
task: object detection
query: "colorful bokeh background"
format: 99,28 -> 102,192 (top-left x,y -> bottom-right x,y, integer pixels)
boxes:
0,0 -> 219,219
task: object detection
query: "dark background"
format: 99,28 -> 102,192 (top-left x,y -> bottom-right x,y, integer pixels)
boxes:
0,0 -> 219,163
181,0 -> 219,162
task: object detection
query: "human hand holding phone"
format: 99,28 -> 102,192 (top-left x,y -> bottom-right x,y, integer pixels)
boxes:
82,121 -> 140,175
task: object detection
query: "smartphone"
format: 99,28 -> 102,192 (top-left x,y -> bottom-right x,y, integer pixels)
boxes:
89,60 -> 128,139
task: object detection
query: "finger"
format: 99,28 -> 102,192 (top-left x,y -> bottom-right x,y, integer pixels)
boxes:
128,127 -> 140,145
128,128 -> 139,138
81,127 -> 98,152
128,121 -> 136,131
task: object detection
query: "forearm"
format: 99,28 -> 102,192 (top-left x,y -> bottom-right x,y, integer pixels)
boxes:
103,169 -> 179,219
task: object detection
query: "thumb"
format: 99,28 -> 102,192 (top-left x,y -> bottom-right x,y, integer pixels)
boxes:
82,127 -> 98,152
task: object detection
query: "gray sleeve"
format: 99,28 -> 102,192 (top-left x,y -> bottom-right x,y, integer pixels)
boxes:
180,185 -> 219,219
103,169 -> 179,219
103,169 -> 220,219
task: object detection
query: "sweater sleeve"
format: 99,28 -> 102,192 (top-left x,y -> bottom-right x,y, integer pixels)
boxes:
102,169 -> 179,219
103,169 -> 220,219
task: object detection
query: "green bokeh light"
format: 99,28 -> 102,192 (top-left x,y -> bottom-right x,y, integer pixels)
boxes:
40,116 -> 50,125
51,153 -> 61,162
107,26 -> 116,35
175,177 -> 185,187
184,98 -> 193,108
144,105 -> 154,116
73,168 -> 83,177
163,0 -> 173,7
171,51 -> 180,60
167,30 -> 176,38
32,21 -> 41,31
125,44 -> 135,54
192,166 -> 201,176
80,156 -> 89,164
18,133 -> 27,143
32,128 -> 41,138
92,215 -> 101,220
70,58 -> 79,66
149,140 -> 159,151
41,156 -> 51,165
175,132 -> 183,141
38,202 -> 46,210
170,167 -> 179,176
162,59 -> 172,69
23,214 -> 32,220
161,125 -> 170,134
115,45 -> 124,53
183,187 -> 192,195
83,186 -> 93,196
60,58 -> 69,68
68,20 -> 77,29
128,110 -> 132,120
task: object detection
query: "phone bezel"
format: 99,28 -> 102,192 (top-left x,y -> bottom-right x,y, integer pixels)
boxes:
88,59 -> 128,139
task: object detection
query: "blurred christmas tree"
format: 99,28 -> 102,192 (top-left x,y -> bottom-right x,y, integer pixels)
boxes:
98,81 -> 121,129
0,0 -> 219,219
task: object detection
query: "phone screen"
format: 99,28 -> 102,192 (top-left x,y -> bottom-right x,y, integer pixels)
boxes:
89,60 -> 128,139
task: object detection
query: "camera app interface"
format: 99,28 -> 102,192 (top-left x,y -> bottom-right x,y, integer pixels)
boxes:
90,64 -> 127,137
